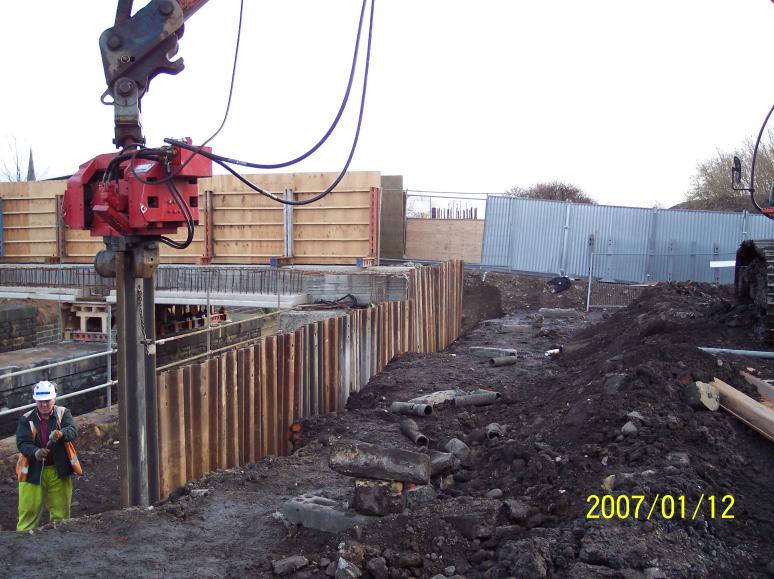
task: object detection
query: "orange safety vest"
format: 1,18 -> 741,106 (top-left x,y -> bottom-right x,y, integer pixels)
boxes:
15,406 -> 82,481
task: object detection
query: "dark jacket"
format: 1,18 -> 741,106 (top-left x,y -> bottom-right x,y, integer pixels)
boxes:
16,406 -> 78,485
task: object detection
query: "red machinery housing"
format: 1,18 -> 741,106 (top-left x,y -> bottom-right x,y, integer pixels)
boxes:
64,143 -> 212,237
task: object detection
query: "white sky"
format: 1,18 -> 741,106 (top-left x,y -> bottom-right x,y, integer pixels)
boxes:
2,1 -> 774,209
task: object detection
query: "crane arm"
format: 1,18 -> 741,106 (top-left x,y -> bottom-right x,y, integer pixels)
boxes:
100,0 -> 209,148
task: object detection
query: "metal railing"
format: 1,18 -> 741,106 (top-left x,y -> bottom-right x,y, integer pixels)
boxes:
0,264 -> 304,296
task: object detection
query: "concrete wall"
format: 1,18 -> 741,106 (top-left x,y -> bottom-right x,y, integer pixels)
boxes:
0,305 -> 36,353
0,343 -> 111,437
405,218 -> 484,263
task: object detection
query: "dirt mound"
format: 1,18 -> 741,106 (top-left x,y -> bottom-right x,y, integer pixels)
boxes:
0,276 -> 771,578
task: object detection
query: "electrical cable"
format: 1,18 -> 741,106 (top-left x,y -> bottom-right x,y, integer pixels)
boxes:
167,0 -> 369,171
747,103 -> 774,219
166,0 -> 376,206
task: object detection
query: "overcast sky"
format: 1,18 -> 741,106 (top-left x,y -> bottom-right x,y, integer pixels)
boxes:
2,1 -> 774,209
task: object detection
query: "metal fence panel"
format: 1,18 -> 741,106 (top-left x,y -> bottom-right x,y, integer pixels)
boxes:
480,196 -> 512,268
566,204 -> 652,281
482,196 -> 774,283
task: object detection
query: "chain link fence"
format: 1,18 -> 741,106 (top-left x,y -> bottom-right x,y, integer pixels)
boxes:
586,252 -> 736,310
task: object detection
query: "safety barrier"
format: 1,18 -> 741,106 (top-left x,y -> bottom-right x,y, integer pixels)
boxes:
155,260 -> 463,497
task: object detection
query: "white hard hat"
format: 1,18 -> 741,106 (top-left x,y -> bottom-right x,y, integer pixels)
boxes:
32,381 -> 57,401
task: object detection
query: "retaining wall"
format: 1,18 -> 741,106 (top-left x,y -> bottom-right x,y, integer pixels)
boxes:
155,261 -> 463,498
0,305 -> 36,353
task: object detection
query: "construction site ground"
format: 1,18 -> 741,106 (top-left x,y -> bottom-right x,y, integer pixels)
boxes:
0,270 -> 772,578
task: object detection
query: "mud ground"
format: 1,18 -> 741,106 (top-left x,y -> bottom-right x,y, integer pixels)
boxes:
0,271 -> 772,578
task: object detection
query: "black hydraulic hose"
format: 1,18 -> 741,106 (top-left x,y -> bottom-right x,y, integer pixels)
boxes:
167,0 -> 369,171
166,0 -> 376,207
748,103 -> 774,219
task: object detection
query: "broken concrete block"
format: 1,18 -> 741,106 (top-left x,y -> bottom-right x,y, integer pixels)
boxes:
329,441 -> 431,484
470,347 -> 518,359
504,499 -> 530,523
429,450 -> 459,476
685,381 -> 720,411
498,323 -> 534,333
406,484 -> 437,509
272,555 -> 309,576
485,423 -> 504,439
621,421 -> 638,436
666,451 -> 690,467
353,479 -> 405,516
365,557 -> 388,579
537,307 -> 581,318
335,557 -> 362,578
444,438 -> 471,461
281,494 -> 376,533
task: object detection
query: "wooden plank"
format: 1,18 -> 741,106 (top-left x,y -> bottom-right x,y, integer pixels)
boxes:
254,341 -> 264,460
225,350 -> 241,468
712,378 -> 774,442
183,365 -> 195,483
217,353 -> 228,469
191,363 -> 208,479
284,332 -> 295,456
242,347 -> 256,463
169,369 -> 187,491
265,336 -> 278,455
207,358 -> 219,473
276,334 -> 286,456
311,322 -> 320,415
157,372 -> 172,498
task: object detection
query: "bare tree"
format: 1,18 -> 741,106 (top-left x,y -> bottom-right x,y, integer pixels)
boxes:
0,137 -> 27,182
506,181 -> 596,204
682,131 -> 774,211
0,137 -> 43,182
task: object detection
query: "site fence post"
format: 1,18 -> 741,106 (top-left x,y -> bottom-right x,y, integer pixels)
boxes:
586,252 -> 594,312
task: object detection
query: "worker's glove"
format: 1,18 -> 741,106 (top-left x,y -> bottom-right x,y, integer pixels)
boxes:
50,430 -> 63,442
34,448 -> 50,461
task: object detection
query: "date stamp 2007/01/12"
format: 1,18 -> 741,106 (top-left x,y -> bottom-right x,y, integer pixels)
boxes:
586,494 -> 734,521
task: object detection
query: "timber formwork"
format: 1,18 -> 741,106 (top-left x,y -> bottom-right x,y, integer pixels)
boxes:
0,172 -> 381,266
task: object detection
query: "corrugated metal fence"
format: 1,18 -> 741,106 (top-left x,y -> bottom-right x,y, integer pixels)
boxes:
481,196 -> 774,283
154,260 -> 463,498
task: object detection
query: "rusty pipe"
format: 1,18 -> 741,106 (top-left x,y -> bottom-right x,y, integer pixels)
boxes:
489,356 -> 518,367
390,401 -> 433,416
400,418 -> 429,447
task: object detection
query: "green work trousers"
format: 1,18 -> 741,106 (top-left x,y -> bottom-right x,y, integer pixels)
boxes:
17,466 -> 72,532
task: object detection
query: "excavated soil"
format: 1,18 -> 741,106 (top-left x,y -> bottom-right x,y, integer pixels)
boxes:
0,272 -> 772,578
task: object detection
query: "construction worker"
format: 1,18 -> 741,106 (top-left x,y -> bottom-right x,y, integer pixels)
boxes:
15,380 -> 78,531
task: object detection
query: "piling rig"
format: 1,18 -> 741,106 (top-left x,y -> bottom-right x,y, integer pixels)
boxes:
63,0 -> 212,507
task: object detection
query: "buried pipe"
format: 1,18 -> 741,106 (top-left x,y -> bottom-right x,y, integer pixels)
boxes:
390,401 -> 433,416
400,418 -> 429,447
699,347 -> 774,359
490,355 -> 518,367
453,389 -> 502,407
